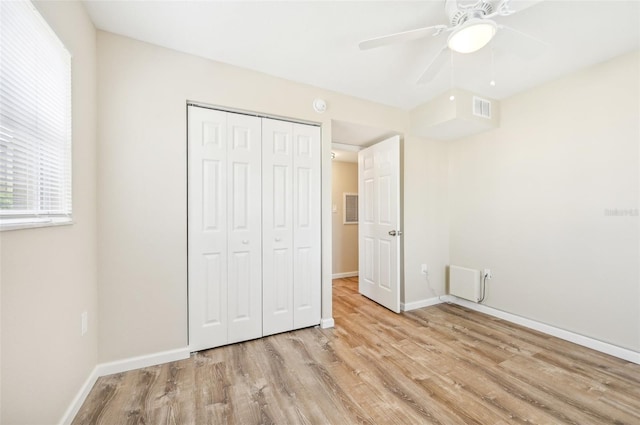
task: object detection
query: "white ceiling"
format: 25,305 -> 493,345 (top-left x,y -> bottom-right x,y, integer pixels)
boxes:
332,120 -> 400,146
84,0 -> 639,111
331,120 -> 400,162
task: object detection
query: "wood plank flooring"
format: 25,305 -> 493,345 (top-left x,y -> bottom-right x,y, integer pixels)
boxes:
72,277 -> 640,424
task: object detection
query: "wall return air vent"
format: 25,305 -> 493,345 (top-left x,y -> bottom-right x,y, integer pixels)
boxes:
344,193 -> 358,224
473,96 -> 492,119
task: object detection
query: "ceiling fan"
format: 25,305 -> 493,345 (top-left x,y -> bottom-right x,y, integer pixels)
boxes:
358,0 -> 522,84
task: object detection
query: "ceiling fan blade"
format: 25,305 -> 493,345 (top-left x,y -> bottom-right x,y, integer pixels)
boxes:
498,24 -> 548,47
485,0 -> 544,19
492,24 -> 548,61
483,0 -> 515,19
417,45 -> 449,85
359,25 -> 448,50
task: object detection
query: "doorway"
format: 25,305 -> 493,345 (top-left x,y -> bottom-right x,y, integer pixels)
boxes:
330,120 -> 402,313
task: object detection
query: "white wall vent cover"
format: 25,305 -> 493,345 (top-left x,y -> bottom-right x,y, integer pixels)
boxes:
473,96 -> 492,119
344,193 -> 358,224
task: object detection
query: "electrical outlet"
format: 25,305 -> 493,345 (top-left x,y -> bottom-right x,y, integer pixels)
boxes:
81,311 -> 88,336
483,269 -> 492,279
421,264 -> 428,275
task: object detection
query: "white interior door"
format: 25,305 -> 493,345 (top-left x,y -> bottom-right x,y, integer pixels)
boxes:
262,118 -> 295,336
226,112 -> 263,344
358,135 -> 401,313
291,123 -> 321,329
188,106 -> 228,350
262,119 -> 321,335
188,106 -> 262,351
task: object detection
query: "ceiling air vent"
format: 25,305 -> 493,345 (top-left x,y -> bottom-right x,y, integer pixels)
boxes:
473,96 -> 492,119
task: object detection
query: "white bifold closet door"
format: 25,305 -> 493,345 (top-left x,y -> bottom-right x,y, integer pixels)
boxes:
189,106 -> 321,352
188,106 -> 263,351
262,118 -> 321,336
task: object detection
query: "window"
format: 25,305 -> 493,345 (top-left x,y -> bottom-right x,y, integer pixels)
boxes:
344,193 -> 358,224
0,0 -> 72,230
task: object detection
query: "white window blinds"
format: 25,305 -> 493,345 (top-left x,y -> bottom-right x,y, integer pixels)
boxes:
0,0 -> 72,227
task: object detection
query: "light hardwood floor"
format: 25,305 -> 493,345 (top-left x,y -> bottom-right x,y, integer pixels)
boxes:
72,277 -> 640,424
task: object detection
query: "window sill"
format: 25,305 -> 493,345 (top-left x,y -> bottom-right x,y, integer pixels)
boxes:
0,217 -> 74,232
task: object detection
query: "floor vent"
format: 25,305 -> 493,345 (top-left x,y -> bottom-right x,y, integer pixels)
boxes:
473,96 -> 492,119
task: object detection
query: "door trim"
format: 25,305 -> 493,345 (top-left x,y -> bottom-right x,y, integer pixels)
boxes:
187,101 -> 321,127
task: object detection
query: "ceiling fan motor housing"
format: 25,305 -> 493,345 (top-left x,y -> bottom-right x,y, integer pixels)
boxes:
448,0 -> 494,26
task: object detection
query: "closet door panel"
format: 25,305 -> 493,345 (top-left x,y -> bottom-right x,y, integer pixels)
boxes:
292,124 -> 321,328
262,118 -> 294,336
226,113 -> 263,344
188,106 -> 228,351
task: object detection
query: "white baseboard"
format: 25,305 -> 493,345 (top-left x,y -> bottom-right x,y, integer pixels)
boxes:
96,347 -> 191,377
449,296 -> 640,365
59,366 -> 100,425
320,317 -> 335,329
401,296 -> 442,311
400,295 -> 639,364
332,271 -> 358,279
59,347 -> 190,425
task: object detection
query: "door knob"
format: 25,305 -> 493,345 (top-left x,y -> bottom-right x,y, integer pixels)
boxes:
275,237 -> 282,242
388,230 -> 403,236
242,239 -> 249,244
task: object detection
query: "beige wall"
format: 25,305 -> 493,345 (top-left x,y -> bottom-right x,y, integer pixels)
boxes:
331,161 -> 359,275
0,1 -> 98,423
402,135 -> 450,304
447,51 -> 640,351
96,31 -> 409,362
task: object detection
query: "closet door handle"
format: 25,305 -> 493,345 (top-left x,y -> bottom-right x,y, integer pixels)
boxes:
242,240 -> 249,245
275,237 -> 282,242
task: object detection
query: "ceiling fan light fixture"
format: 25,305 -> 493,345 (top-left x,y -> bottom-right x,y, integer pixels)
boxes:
447,19 -> 497,54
